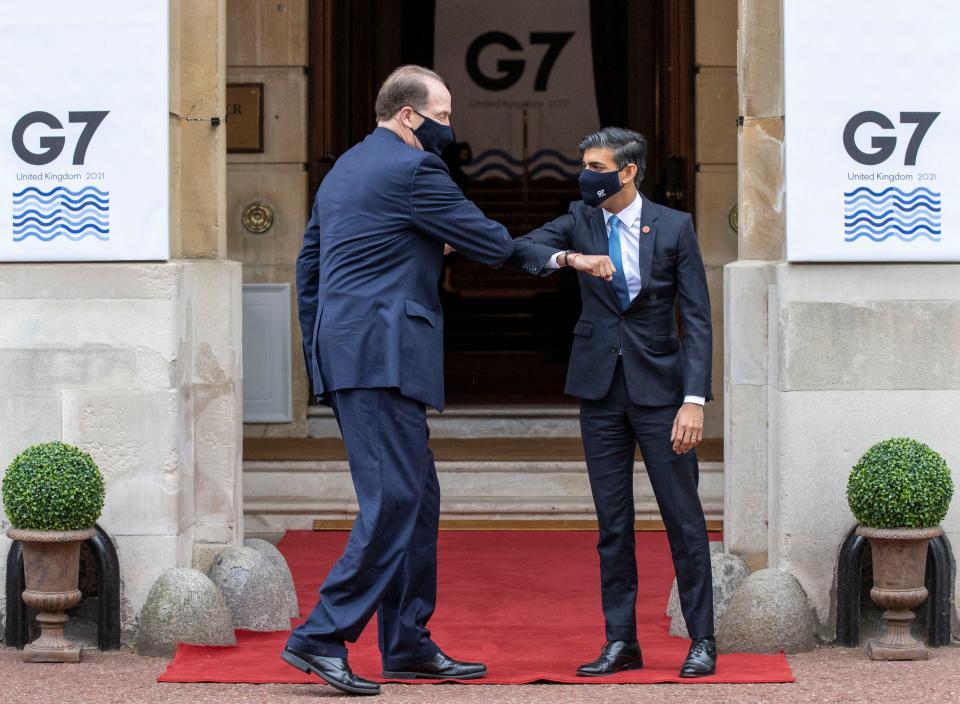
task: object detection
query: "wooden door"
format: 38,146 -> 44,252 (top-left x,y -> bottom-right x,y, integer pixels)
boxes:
307,0 -> 695,404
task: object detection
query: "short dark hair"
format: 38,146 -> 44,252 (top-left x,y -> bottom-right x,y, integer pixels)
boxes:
375,65 -> 446,122
578,127 -> 647,187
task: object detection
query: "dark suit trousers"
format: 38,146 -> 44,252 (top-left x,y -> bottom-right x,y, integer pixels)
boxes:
286,387 -> 441,669
580,360 -> 714,641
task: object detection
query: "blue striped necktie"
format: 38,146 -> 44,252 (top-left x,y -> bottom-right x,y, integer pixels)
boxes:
607,215 -> 632,310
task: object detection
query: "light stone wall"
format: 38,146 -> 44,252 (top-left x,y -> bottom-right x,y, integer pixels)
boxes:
695,0 -> 739,439
0,261 -> 242,631
1,0 -> 242,635
727,0 -> 960,638
226,0 -> 310,437
769,264 -> 960,637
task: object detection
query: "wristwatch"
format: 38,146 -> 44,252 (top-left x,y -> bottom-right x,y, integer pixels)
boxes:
561,250 -> 576,267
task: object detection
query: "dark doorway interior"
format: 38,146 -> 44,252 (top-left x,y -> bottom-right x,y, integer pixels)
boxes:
309,0 -> 694,404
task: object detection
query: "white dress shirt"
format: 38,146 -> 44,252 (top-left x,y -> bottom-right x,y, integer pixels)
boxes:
547,193 -> 704,406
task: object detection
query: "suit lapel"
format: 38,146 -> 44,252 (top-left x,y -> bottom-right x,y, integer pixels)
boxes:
630,197 -> 658,310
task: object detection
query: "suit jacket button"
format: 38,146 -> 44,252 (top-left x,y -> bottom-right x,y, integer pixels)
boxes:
609,345 -> 617,353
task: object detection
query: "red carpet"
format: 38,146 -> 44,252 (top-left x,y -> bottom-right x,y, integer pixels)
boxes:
159,530 -> 794,685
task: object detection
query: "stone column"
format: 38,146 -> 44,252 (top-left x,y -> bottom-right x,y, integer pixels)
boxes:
694,0 -> 739,440
170,0 -> 229,259
723,0 -> 784,568
169,0 -> 243,574
0,0 -> 241,635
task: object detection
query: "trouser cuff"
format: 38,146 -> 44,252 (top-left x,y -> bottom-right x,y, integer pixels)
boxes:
605,627 -> 638,642
286,634 -> 348,660
382,641 -> 441,670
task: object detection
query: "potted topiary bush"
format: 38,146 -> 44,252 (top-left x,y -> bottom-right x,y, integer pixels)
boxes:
847,437 -> 953,661
2,441 -> 105,662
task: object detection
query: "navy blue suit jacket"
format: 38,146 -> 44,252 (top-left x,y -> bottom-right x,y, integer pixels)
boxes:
509,197 -> 713,406
296,128 -> 514,411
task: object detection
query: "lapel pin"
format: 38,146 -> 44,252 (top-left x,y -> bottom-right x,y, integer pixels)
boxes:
642,225 -> 651,234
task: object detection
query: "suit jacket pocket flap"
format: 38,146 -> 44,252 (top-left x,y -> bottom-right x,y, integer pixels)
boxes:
647,334 -> 680,353
573,320 -> 593,337
404,298 -> 437,327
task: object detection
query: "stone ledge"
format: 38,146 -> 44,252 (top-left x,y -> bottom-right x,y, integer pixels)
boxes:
244,496 -> 725,521
243,459 -> 725,474
0,262 -> 182,300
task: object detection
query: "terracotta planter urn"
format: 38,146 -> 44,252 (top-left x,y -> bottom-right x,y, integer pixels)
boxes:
7,526 -> 96,663
856,525 -> 942,661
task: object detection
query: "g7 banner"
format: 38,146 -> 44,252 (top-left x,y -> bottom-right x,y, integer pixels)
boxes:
434,0 -> 600,182
0,1 -> 169,261
785,0 -> 957,261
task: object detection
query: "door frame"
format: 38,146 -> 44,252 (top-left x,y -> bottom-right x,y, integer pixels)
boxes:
308,0 -> 696,213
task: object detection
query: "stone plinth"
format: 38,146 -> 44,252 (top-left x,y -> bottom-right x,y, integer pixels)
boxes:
0,260 -> 242,635
725,261 -> 960,638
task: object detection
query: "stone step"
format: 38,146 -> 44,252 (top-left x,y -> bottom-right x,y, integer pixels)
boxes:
242,458 -> 724,538
308,404 -> 586,439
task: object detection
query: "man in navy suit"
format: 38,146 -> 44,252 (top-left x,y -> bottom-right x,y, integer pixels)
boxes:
281,65 -> 517,695
510,127 -> 717,678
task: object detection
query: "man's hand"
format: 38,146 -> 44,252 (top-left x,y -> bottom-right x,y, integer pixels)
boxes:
570,254 -> 615,281
671,403 -> 704,454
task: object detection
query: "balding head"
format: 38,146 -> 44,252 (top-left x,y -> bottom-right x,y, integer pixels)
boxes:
375,65 -> 449,123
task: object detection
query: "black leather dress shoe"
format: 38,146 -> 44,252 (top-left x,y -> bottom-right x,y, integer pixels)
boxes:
382,650 -> 487,680
281,646 -> 380,696
577,640 -> 644,676
680,636 -> 717,678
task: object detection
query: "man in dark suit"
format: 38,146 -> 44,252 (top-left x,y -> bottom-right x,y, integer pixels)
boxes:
510,127 -> 717,678
282,65 -> 515,696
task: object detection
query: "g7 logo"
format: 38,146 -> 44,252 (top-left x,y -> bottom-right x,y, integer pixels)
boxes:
842,111 -> 939,166
466,31 -> 574,91
11,110 -> 110,166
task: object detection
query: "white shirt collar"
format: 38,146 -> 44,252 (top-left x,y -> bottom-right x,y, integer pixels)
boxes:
602,192 -> 643,229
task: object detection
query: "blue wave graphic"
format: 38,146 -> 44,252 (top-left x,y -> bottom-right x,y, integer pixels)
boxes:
13,185 -> 109,198
844,202 -> 940,214
845,230 -> 940,242
467,148 -> 581,168
13,216 -> 110,229
13,223 -> 110,235
13,230 -> 110,242
529,163 -> 580,180
846,224 -> 940,235
844,205 -> 941,217
14,193 -> 109,207
10,186 -> 110,244
11,206 -> 110,219
464,148 -> 581,180
12,213 -> 109,226
843,196 -> 940,208
843,186 -> 941,245
844,194 -> 940,207
845,216 -> 940,228
466,163 -> 521,181
844,186 -> 939,197
60,201 -> 109,212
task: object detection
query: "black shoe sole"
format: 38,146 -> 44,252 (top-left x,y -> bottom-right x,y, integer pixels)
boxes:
281,649 -> 380,696
679,668 -> 716,678
576,660 -> 644,677
381,668 -> 488,681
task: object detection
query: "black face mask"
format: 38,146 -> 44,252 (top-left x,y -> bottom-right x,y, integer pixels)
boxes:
579,168 -> 624,207
413,111 -> 455,156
